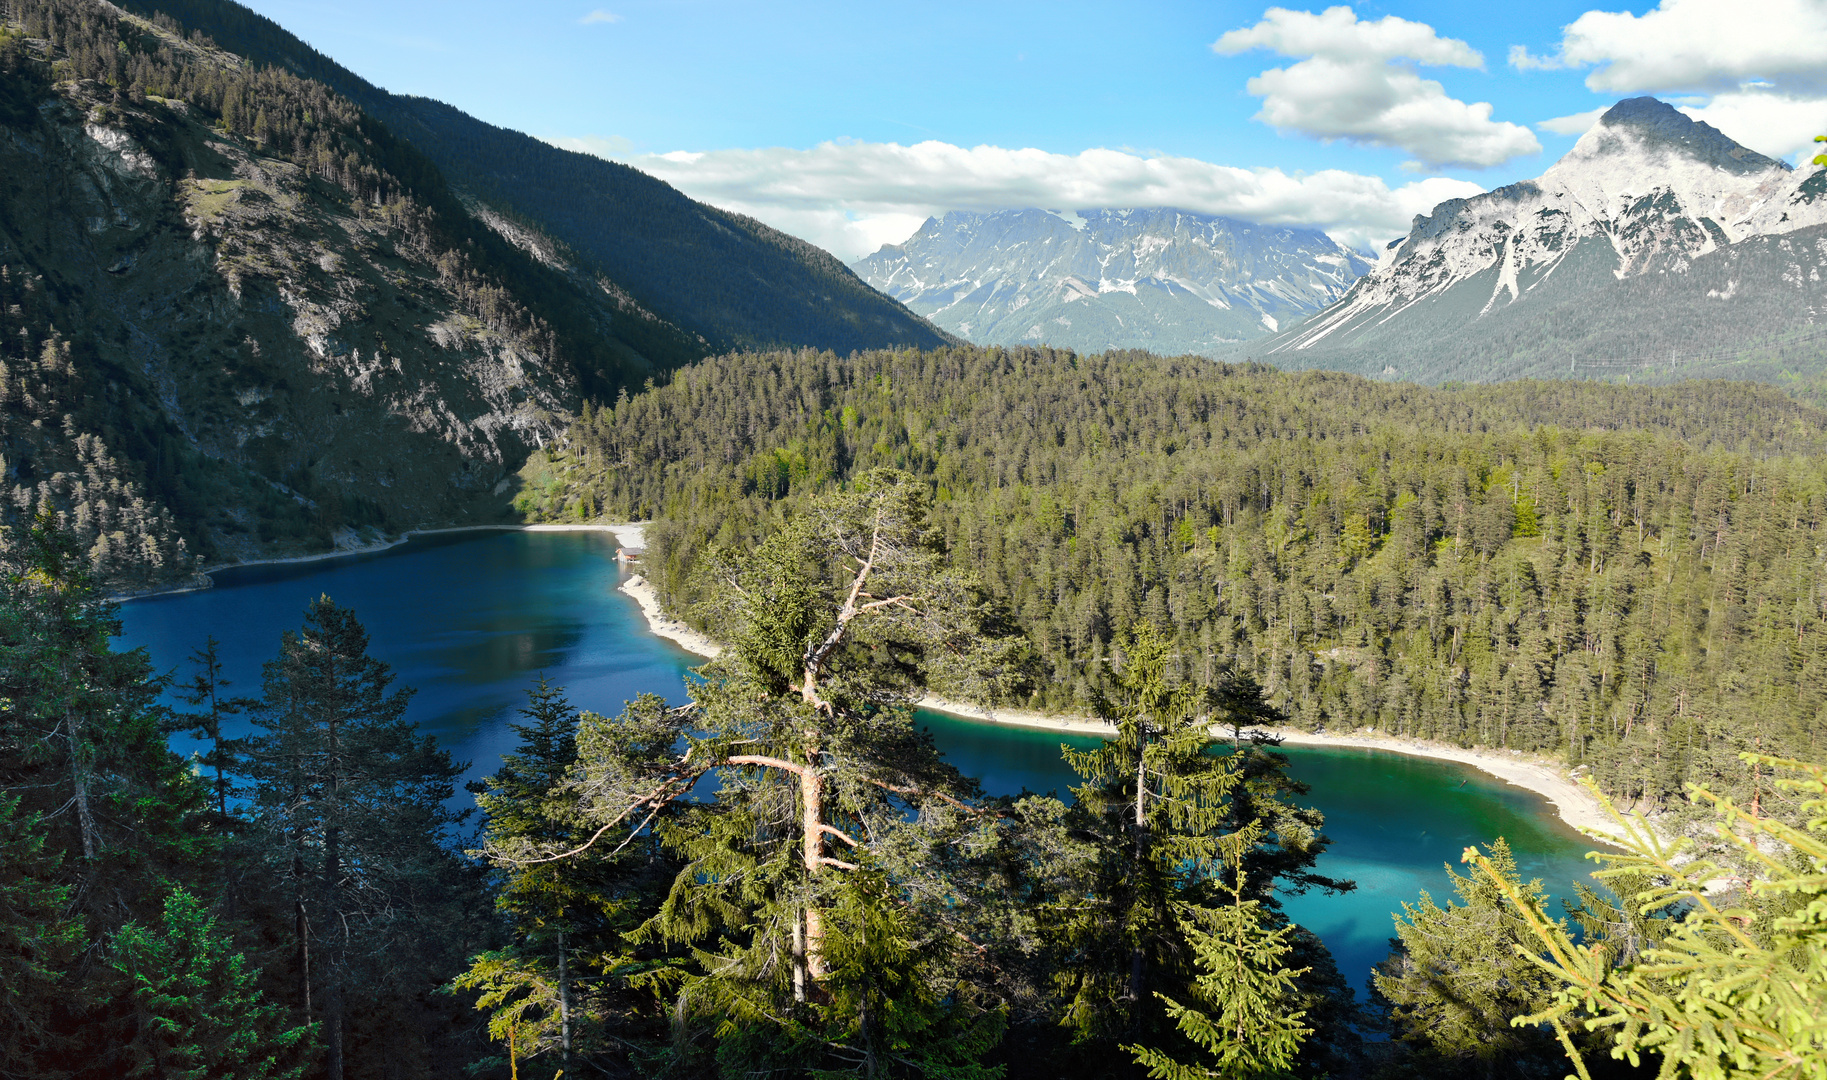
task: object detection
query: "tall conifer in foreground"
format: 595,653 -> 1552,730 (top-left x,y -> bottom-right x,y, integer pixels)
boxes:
241,596 -> 471,1080
496,470 -> 1022,1077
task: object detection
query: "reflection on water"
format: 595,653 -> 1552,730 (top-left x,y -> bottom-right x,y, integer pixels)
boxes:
118,531 -> 697,787
118,529 -> 1604,985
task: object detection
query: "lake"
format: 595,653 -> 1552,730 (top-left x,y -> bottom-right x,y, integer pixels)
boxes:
116,528 -> 1603,986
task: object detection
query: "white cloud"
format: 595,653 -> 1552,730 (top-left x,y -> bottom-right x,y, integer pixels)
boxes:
579,10 -> 622,25
1678,89 -> 1827,159
1547,0 -> 1827,93
1214,6 -> 1541,168
1537,107 -> 1607,135
1514,0 -> 1827,159
544,136 -> 1486,259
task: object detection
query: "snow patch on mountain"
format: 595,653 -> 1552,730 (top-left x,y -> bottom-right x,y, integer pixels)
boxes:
1267,98 -> 1827,356
853,207 -> 1372,356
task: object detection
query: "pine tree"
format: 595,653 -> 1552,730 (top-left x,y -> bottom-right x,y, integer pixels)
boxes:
241,595 -> 469,1080
523,470 -> 1020,1076
107,888 -> 311,1080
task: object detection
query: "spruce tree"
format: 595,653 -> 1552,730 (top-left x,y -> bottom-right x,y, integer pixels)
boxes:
460,680 -> 679,1074
108,887 -> 311,1080
1126,869 -> 1312,1080
241,596 -> 470,1080
1468,754 -> 1827,1080
1373,838 -> 1567,1078
1050,621 -> 1247,1047
176,636 -> 256,826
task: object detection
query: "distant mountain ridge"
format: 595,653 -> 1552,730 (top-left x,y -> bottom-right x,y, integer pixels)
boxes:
853,208 -> 1371,357
1251,98 -> 1827,386
114,0 -> 955,361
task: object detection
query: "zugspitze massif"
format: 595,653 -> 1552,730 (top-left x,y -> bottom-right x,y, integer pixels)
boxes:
1256,97 -> 1827,384
852,208 -> 1373,357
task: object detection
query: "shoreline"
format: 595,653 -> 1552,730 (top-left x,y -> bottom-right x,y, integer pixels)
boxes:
117,521 -> 649,603
614,571 -> 1627,843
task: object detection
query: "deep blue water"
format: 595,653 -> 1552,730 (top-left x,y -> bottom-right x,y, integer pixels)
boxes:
116,529 -> 1602,985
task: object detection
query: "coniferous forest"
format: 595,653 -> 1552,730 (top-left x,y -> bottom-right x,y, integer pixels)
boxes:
6,450 -> 1825,1080
532,345 -> 1827,819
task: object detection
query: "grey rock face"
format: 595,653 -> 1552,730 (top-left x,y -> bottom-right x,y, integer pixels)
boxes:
852,208 -> 1372,357
1254,97 -> 1827,382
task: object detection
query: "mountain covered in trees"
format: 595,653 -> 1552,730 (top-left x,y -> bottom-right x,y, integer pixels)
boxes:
0,0 -> 952,585
1249,98 -> 1827,388
110,0 -> 954,358
853,208 -> 1371,356
526,344 -> 1827,817
0,0 -> 696,579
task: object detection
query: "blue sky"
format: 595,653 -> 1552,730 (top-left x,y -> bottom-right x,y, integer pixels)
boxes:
235,0 -> 1827,257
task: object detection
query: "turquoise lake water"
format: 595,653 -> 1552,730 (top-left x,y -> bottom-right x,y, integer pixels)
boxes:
115,529 -> 1604,986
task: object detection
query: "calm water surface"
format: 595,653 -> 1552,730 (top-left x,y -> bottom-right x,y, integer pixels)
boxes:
117,530 -> 1602,984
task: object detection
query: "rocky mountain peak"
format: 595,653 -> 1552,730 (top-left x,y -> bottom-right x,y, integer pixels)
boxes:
1569,96 -> 1786,176
1257,97 -> 1827,366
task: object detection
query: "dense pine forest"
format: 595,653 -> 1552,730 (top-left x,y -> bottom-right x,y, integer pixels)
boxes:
530,345 -> 1827,818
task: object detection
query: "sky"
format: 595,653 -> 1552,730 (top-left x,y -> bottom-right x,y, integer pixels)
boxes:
234,0 -> 1827,259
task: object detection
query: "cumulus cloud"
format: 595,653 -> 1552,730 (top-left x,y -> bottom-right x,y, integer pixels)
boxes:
1543,0 -> 1827,93
1678,89 -> 1827,158
1515,0 -> 1827,158
1537,107 -> 1607,135
1214,6 -> 1541,169
579,9 -> 622,24
544,136 -> 1486,259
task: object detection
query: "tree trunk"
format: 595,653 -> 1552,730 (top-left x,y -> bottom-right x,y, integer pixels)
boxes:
558,927 -> 571,1068
1128,742 -> 1148,1004
801,757 -> 827,979
68,710 -> 97,860
325,823 -> 344,1080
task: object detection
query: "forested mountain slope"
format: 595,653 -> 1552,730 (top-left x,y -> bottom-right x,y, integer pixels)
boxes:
0,0 -> 677,578
111,0 -> 956,356
1248,98 -> 1827,388
525,345 -> 1827,815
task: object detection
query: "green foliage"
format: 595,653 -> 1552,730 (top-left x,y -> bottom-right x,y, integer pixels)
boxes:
549,343 -> 1827,815
511,474 -> 1017,1076
1040,622 -> 1347,1075
459,681 -> 682,1073
1051,622 -> 1247,1043
241,595 -> 476,1078
1126,880 -> 1311,1080
176,636 -> 256,824
1470,754 -> 1827,1080
0,792 -> 81,1077
107,888 -> 310,1080
1374,839 -> 1570,1078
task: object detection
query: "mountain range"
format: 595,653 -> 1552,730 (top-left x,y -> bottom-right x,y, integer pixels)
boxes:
853,208 -> 1371,356
1246,98 -> 1827,386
